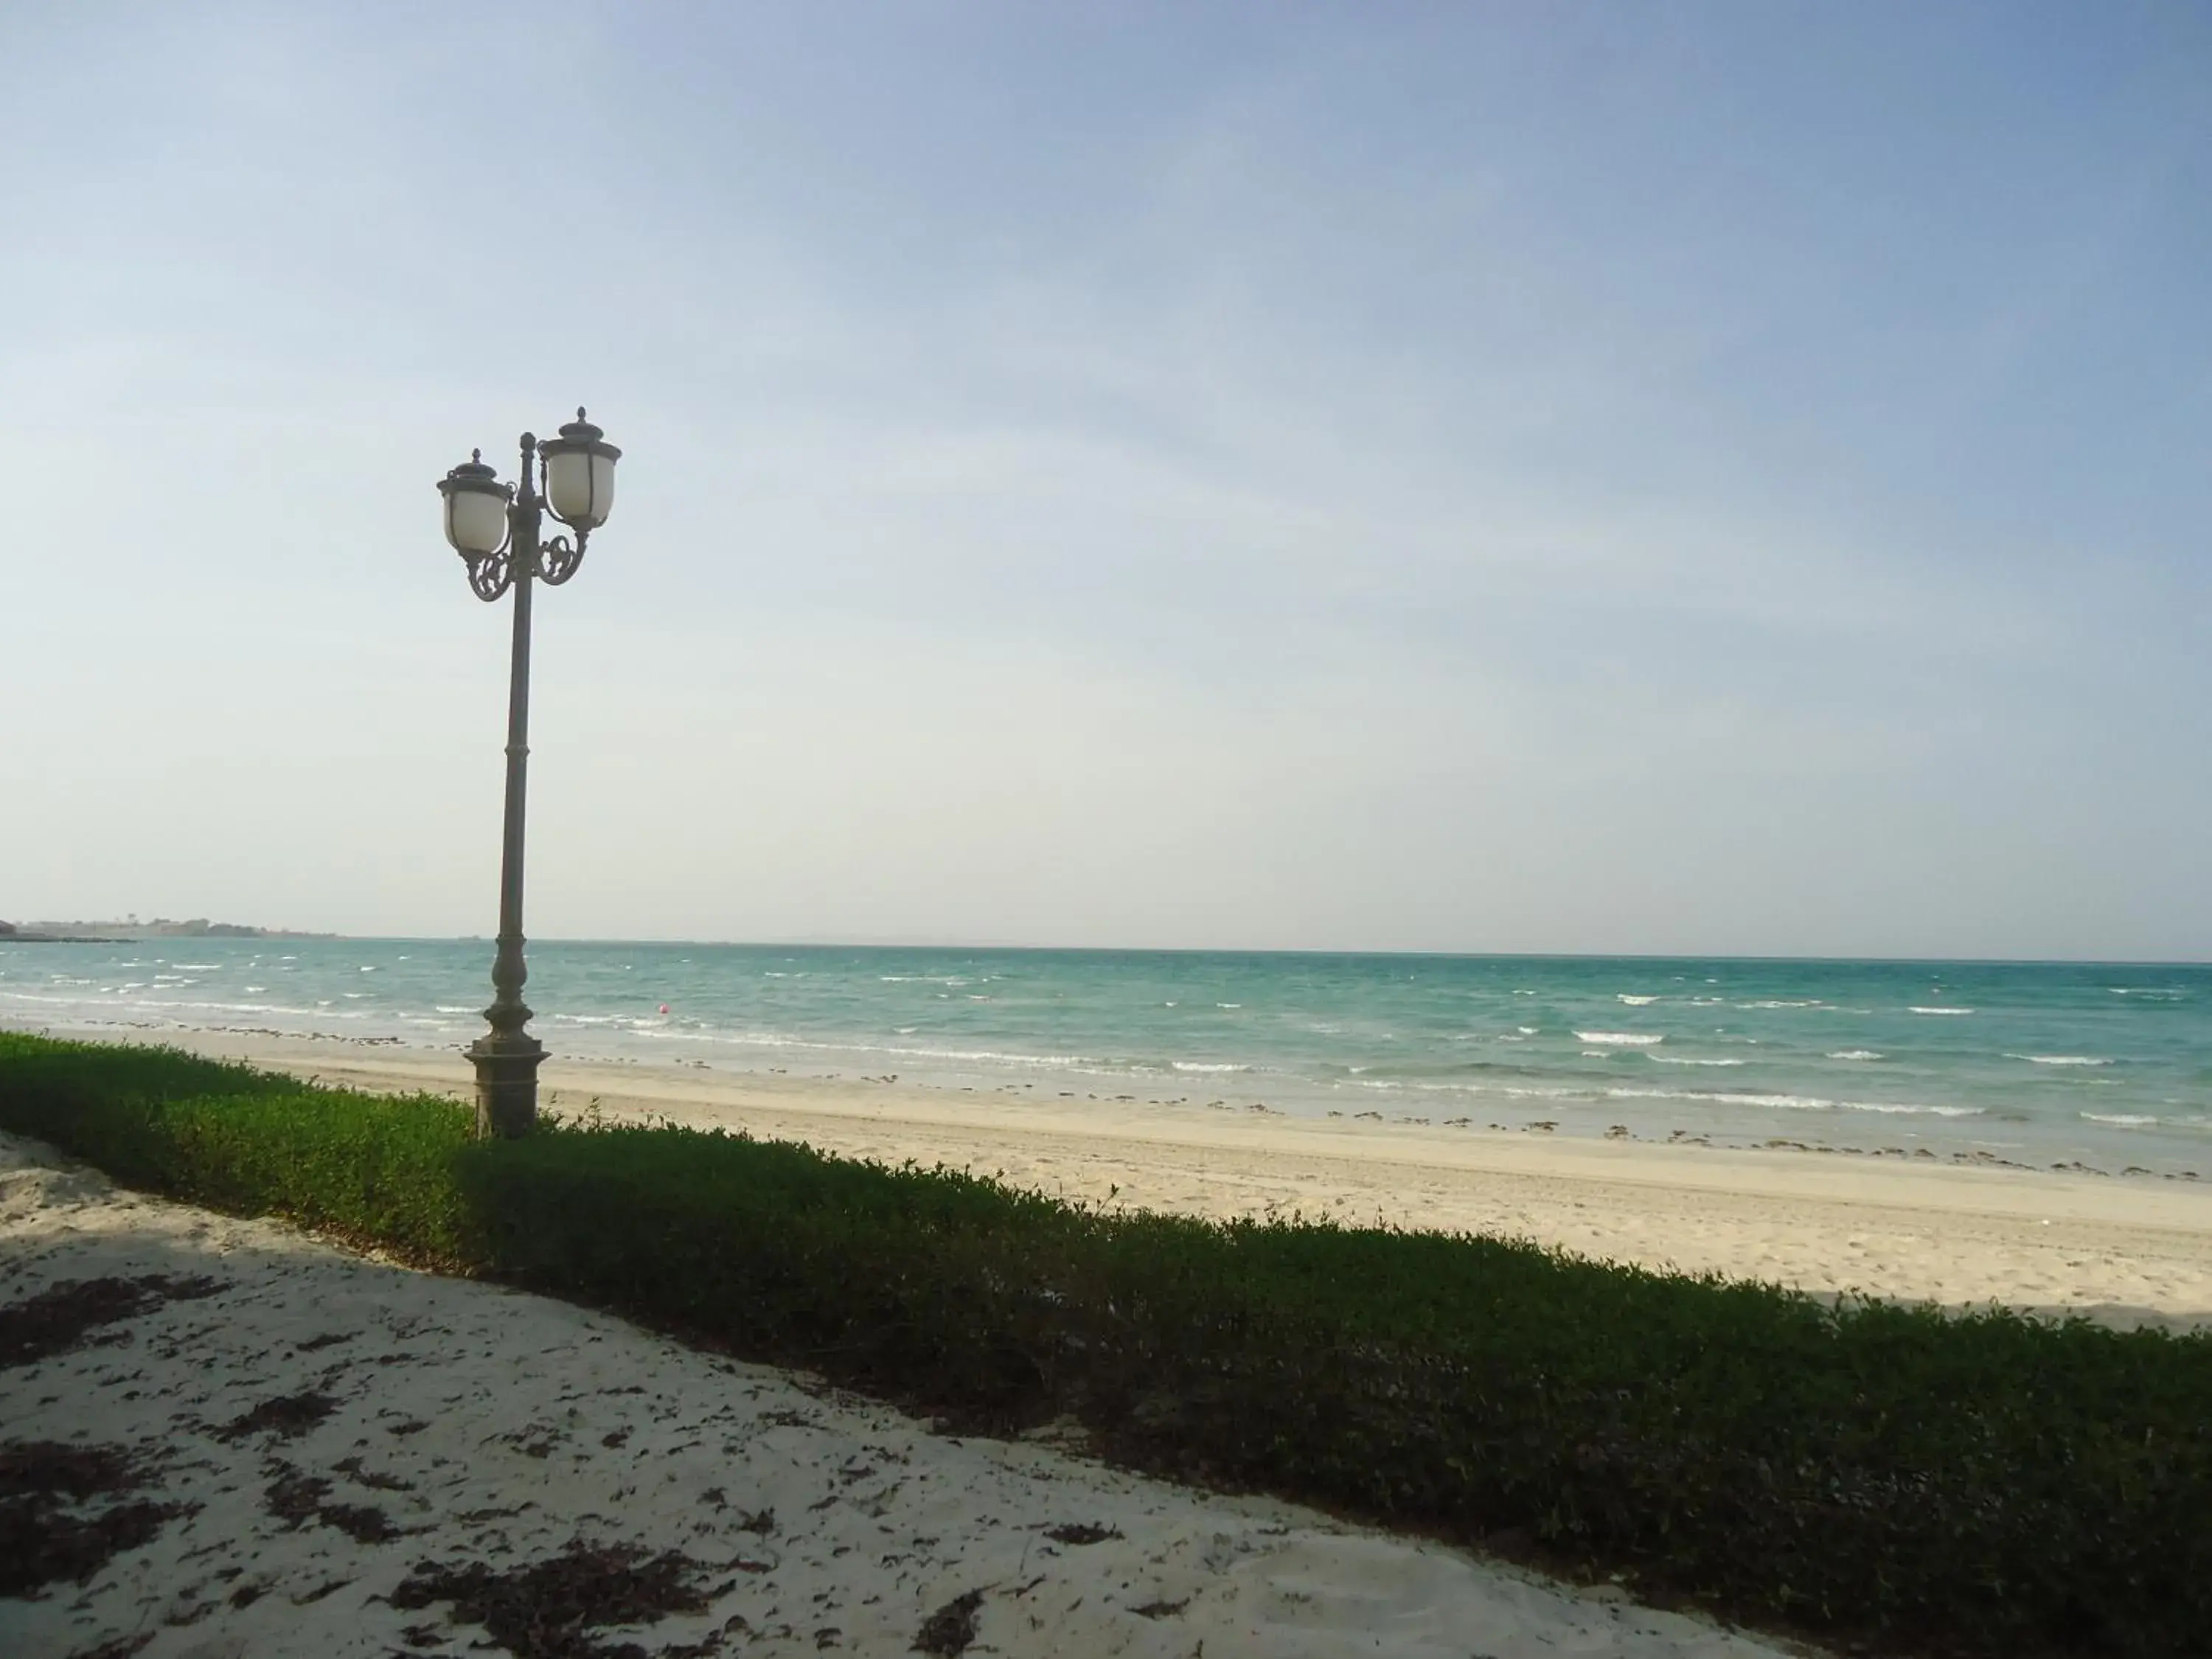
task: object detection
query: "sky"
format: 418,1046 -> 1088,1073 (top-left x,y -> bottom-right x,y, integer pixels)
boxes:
3,1 -> 2209,959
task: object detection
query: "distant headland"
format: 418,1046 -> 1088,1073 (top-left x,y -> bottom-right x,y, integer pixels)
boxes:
0,918 -> 337,943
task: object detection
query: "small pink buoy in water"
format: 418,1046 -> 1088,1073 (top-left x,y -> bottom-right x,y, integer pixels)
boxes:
658,1004 -> 670,1015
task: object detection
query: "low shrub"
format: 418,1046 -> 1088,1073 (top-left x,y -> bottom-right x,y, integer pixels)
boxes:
2,1032 -> 2207,1656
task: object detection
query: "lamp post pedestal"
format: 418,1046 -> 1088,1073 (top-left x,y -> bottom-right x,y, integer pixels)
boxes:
470,1029 -> 546,1139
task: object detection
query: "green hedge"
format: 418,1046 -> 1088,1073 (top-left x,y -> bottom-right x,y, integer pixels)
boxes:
3,1032 -> 2207,1657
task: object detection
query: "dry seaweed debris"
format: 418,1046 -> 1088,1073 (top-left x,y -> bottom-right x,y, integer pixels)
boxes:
911,1588 -> 985,1656
391,1539 -> 726,1659
0,1439 -> 188,1596
263,1464 -> 399,1543
213,1390 -> 338,1442
1044,1523 -> 1121,1546
0,1273 -> 220,1366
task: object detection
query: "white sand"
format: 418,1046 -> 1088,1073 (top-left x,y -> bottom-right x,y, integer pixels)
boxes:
0,1133 -> 1804,1659
102,1028 -> 2212,1331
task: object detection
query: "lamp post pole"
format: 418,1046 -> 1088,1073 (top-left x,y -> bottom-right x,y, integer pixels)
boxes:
473,432 -> 547,1138
437,410 -> 622,1138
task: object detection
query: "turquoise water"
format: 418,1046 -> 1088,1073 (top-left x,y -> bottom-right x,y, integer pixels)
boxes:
4,939 -> 2209,1176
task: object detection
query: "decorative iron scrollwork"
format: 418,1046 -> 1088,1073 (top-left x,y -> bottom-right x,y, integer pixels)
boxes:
467,549 -> 516,602
540,532 -> 586,585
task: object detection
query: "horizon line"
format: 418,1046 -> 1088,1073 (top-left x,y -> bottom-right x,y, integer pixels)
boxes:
42,931 -> 2208,969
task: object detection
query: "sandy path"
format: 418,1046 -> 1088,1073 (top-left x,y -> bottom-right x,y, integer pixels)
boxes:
0,1133 -> 1804,1659
111,1028 -> 2212,1332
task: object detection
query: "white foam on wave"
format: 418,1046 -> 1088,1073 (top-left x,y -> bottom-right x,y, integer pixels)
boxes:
1741,999 -> 1823,1009
2081,1112 -> 2158,1127
1909,1006 -> 1975,1015
1172,1061 -> 1250,1074
172,963 -> 220,972
1575,1032 -> 1664,1046
1517,1026 -> 1538,1035
1616,995 -> 1658,1006
1826,1050 -> 1882,1061
2014,1054 -> 2112,1067
1649,1055 -> 1745,1067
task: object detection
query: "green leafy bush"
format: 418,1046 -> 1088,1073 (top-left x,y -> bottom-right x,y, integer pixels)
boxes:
3,1032 -> 2206,1656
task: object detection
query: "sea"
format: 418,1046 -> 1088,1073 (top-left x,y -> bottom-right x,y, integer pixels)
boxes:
4,939 -> 2209,1178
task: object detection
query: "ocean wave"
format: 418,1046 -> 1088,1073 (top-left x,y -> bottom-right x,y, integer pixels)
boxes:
1517,1026 -> 1538,1035
636,1029 -> 1100,1070
1826,1050 -> 1883,1061
875,1044 -> 1090,1067
1616,995 -> 1658,1006
1,992 -> 330,1021
1172,1061 -> 1250,1074
2013,1054 -> 2112,1067
171,963 -> 220,972
2109,987 -> 2186,999
1740,999 -> 1823,1009
2081,1112 -> 2158,1127
1603,1086 -> 1979,1117
1575,1032 -> 1664,1046
1648,1055 -> 1746,1067
1909,1006 -> 1975,1015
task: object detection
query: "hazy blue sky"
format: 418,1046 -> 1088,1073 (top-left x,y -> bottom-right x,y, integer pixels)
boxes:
4,2 -> 2209,956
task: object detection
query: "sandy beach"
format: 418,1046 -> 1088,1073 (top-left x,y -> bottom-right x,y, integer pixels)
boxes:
46,1025 -> 2212,1332
0,1130 -> 1811,1658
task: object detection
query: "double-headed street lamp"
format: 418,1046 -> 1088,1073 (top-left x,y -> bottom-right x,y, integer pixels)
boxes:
437,409 -> 622,1138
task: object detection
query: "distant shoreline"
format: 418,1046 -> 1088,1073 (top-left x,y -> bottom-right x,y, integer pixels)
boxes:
1,922 -> 336,943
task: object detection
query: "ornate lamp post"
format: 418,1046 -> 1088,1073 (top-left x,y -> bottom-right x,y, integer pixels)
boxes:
437,409 -> 622,1138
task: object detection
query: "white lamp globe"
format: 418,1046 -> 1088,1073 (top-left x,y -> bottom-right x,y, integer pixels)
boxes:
539,408 -> 621,529
438,451 -> 512,558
